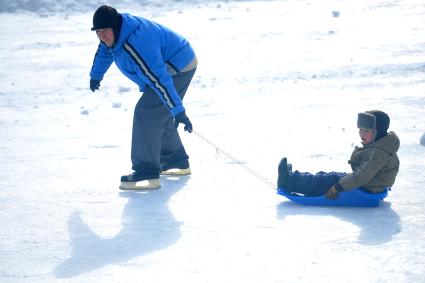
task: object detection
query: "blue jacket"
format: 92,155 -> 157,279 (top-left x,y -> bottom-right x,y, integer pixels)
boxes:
90,13 -> 196,117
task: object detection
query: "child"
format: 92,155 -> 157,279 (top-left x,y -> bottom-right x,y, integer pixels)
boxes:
277,110 -> 400,200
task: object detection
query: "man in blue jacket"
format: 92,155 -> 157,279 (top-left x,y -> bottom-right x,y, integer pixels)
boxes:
89,5 -> 197,190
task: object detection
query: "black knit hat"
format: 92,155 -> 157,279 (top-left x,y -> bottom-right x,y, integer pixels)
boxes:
91,5 -> 119,30
357,110 -> 390,141
91,5 -> 123,45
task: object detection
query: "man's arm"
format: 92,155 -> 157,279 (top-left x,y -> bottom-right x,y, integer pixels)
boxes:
123,40 -> 185,117
89,43 -> 114,81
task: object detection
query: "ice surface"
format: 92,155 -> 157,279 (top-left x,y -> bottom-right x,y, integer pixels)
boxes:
1,0 -> 425,282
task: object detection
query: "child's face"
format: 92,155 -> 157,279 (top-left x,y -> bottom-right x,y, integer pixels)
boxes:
359,128 -> 374,144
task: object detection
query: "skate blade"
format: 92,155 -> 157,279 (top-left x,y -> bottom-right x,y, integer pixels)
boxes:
160,168 -> 191,176
119,179 -> 161,190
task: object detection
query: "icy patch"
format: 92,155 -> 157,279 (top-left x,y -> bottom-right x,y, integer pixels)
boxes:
89,145 -> 122,149
112,102 -> 122,108
118,86 -> 131,93
332,11 -> 340,18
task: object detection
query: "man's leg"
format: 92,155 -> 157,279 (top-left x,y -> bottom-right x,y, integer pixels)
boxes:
130,87 -> 170,180
160,68 -> 196,172
119,88 -> 166,190
129,68 -> 196,177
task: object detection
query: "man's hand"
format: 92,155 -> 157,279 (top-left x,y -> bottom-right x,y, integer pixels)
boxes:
90,79 -> 101,92
174,111 -> 193,133
325,186 -> 339,200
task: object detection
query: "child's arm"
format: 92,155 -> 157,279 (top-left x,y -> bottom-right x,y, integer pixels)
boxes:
337,148 -> 388,191
325,186 -> 339,199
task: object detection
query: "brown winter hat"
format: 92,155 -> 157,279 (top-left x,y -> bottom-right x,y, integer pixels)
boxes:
357,110 -> 390,140
367,110 -> 390,140
357,112 -> 376,129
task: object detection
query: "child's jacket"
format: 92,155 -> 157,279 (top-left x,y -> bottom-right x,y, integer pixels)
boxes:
338,131 -> 400,193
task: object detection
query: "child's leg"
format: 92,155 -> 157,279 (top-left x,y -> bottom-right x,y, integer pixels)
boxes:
277,158 -> 289,188
286,171 -> 346,196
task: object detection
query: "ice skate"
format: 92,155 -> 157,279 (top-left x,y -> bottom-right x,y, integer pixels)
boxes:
161,158 -> 191,176
119,172 -> 161,190
160,167 -> 192,176
119,179 -> 161,190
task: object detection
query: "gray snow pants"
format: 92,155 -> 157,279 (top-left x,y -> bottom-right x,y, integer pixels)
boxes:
131,68 -> 196,179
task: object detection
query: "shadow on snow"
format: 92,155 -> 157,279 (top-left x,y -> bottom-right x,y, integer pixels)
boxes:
54,176 -> 188,278
276,200 -> 401,245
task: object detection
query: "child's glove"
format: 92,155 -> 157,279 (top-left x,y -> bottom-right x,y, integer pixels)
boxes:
325,186 -> 339,200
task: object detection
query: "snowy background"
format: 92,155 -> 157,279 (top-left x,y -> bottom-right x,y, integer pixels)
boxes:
1,0 -> 425,282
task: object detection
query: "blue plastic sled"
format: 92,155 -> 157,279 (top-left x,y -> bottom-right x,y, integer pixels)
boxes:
277,187 -> 389,207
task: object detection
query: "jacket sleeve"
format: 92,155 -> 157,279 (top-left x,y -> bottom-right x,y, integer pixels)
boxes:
124,38 -> 185,117
89,43 -> 114,81
337,148 -> 388,191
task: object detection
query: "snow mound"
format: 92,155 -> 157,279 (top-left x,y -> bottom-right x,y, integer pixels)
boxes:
0,0 -> 184,14
0,0 -> 251,14
420,133 -> 425,146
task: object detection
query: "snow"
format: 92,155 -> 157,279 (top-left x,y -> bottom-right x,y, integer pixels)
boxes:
1,0 -> 425,282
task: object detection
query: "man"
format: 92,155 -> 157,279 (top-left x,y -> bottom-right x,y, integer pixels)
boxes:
89,5 -> 197,190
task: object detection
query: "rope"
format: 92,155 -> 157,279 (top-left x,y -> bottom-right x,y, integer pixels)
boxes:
192,130 -> 276,189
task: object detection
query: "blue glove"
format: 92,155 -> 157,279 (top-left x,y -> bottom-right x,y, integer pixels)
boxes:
90,79 -> 101,92
174,111 -> 193,133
